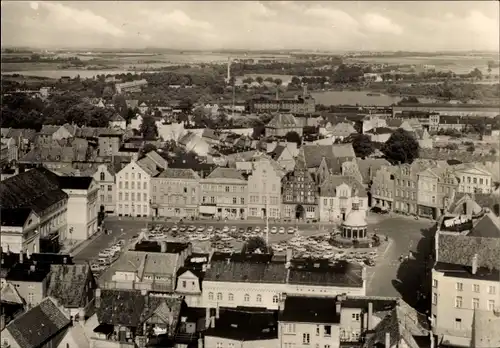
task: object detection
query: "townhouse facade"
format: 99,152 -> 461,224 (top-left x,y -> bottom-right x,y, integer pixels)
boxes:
417,166 -> 459,219
318,175 -> 368,223
94,163 -> 116,214
371,165 -> 395,211
200,168 -> 247,220
281,158 -> 318,221
392,161 -> 428,215
151,168 -> 201,219
247,158 -> 283,219
454,164 -> 493,194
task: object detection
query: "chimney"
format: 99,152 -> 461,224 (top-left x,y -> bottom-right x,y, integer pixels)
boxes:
63,257 -> 67,264
198,337 -> 203,348
6,245 -> 10,255
141,289 -> 149,306
210,316 -> 215,328
335,300 -> 341,314
216,306 -> 220,319
0,314 -> 5,331
385,332 -> 391,348
19,251 -> 24,264
30,264 -> 36,273
472,254 -> 478,275
367,302 -> 373,330
26,250 -> 31,259
95,288 -> 101,308
160,241 -> 167,253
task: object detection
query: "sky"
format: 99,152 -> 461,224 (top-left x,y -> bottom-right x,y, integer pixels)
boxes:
1,1 -> 499,52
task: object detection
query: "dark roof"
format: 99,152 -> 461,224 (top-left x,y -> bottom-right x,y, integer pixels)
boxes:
437,233 -> 500,270
56,176 -> 93,190
434,262 -> 499,281
205,307 -> 278,341
204,257 -> 287,284
0,208 -> 32,227
5,263 -> 52,283
288,260 -> 364,288
6,297 -> 71,348
0,167 -> 67,213
342,296 -> 398,312
47,264 -> 92,308
367,127 -> 394,135
97,289 -> 147,327
280,296 -> 340,324
133,241 -> 190,254
468,213 -> 500,238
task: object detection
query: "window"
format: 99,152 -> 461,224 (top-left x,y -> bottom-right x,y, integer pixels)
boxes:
474,284 -> 480,293
316,325 -> 320,336
473,298 -> 479,309
433,279 -> 438,288
107,185 -> 112,191
432,293 -> 437,305
244,294 -> 250,302
488,300 -> 495,311
228,344 -> 234,348
488,286 -> 496,295
228,293 -> 234,301
182,281 -> 186,288
216,343 -> 223,348
455,318 -> 462,330
217,292 -> 222,301
325,345 -> 331,348
240,198 -> 245,205
273,295 -> 279,303
233,197 -> 237,204
324,325 -> 331,337
303,333 -> 310,345
225,186 -> 230,192
131,182 -> 135,189
256,294 -> 262,302
352,313 -> 360,321
456,282 -> 463,291
455,296 -> 463,308
100,172 -> 105,181
208,292 -> 214,300
28,292 -> 34,303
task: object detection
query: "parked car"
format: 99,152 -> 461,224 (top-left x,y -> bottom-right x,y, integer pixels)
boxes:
279,227 -> 285,234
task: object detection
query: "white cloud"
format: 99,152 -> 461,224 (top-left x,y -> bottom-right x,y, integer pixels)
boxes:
304,7 -> 359,29
139,9 -> 212,30
363,13 -> 403,35
39,2 -> 124,37
30,2 -> 38,11
245,2 -> 276,18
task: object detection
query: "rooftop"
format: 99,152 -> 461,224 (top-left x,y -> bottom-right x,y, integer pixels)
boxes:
156,168 -> 200,180
205,307 -> 278,341
205,167 -> 246,181
288,259 -> 365,288
47,264 -> 92,308
5,297 -> 71,348
280,296 -> 340,324
266,113 -> 298,128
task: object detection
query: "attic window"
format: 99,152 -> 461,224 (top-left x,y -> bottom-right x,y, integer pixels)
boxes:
231,324 -> 238,328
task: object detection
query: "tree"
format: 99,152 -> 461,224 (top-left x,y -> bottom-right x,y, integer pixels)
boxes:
179,98 -> 193,113
138,143 -> 158,159
349,134 -> 375,158
382,128 -> 420,164
241,236 -> 270,254
274,78 -> 283,86
291,76 -> 301,85
490,148 -> 497,156
102,85 -> 114,99
397,96 -> 420,105
255,76 -> 264,84
113,94 -> 128,119
285,131 -> 302,147
252,124 -> 266,139
139,115 -> 158,140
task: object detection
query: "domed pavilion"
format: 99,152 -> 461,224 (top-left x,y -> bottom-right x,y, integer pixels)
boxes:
341,199 -> 368,240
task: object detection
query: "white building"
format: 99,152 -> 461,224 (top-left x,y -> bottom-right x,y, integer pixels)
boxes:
115,151 -> 167,217
453,164 -> 493,194
93,164 -> 116,214
247,157 -> 284,219
58,176 -> 99,242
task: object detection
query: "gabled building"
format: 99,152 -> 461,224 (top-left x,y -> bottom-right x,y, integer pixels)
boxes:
151,168 -> 200,219
432,211 -> 500,347
371,165 -> 396,211
94,289 -> 183,348
0,167 -> 68,253
281,157 -> 318,221
267,143 -> 296,173
247,158 -> 283,219
265,114 -> 303,138
109,114 -> 126,130
174,252 -> 208,308
200,167 -> 247,220
94,163 -> 116,214
301,144 -> 356,184
318,174 -> 368,222
1,297 -> 71,348
47,263 -> 97,319
393,160 -> 431,215
453,163 -> 493,194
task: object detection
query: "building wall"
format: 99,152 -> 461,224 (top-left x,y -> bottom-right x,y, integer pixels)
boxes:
265,126 -> 303,138
9,278 -> 47,307
247,160 -> 282,219
287,283 -> 366,297
371,166 -> 394,210
94,165 -> 116,214
152,177 -> 200,218
368,133 -> 392,143
175,271 -> 202,308
393,164 -> 419,214
319,194 -> 368,223
431,269 -> 500,347
0,328 -> 21,348
52,126 -> 73,141
115,161 -> 151,217
279,321 -> 340,348
205,336 -> 278,348
98,136 -> 121,157
0,225 -> 39,254
203,281 -> 287,310
455,168 -> 492,194
417,172 -> 438,210
64,185 -> 99,241
200,178 -> 247,220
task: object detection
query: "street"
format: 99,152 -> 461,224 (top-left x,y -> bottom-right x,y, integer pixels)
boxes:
73,213 -> 434,305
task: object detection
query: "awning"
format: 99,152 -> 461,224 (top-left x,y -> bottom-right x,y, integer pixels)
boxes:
199,206 -> 217,214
